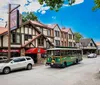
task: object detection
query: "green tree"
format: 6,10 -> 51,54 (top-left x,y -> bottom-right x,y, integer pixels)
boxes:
92,0 -> 100,10
74,32 -> 83,43
38,0 -> 75,11
22,12 -> 38,22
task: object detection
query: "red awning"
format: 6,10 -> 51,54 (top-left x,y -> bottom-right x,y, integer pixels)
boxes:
26,48 -> 46,54
0,50 -> 20,53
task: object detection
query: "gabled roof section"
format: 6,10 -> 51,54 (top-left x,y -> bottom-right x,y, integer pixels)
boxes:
21,34 -> 54,48
47,24 -> 61,31
61,28 -> 74,35
47,24 -> 57,28
0,27 -> 8,35
61,28 -> 70,33
0,20 -> 42,36
29,20 -> 52,29
80,38 -> 97,47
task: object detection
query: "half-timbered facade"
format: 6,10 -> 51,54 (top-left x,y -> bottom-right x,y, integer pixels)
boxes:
0,21 -> 54,57
47,24 -> 61,47
61,28 -> 75,47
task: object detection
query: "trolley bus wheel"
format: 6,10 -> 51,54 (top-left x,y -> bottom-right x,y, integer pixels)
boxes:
76,59 -> 79,64
62,62 -> 67,68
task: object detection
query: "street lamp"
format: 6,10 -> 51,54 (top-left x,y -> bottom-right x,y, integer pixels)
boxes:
8,4 -> 20,59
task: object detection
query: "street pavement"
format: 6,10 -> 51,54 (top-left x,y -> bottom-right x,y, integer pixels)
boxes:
0,56 -> 100,85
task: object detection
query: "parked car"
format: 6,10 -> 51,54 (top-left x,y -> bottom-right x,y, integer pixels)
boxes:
0,56 -> 34,74
0,56 -> 8,63
87,53 -> 97,58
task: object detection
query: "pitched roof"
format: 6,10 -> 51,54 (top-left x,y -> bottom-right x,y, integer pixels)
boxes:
0,20 -> 42,36
0,27 -> 8,35
30,20 -> 52,29
47,24 -> 57,28
61,28 -> 70,33
80,38 -> 97,47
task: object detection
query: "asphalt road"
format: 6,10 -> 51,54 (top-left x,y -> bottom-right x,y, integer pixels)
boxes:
0,56 -> 100,85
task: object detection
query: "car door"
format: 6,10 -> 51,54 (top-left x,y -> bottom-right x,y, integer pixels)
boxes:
10,58 -> 23,70
11,58 -> 27,70
19,58 -> 27,68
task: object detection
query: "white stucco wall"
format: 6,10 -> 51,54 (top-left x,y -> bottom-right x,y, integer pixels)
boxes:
43,29 -> 47,36
21,27 -> 24,33
29,28 -> 32,35
25,27 -> 28,34
3,35 -> 8,47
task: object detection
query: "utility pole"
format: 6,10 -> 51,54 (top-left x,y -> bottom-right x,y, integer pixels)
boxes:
8,4 -> 11,59
8,4 -> 20,59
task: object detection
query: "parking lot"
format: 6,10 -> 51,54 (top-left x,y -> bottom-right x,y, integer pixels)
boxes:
0,56 -> 100,85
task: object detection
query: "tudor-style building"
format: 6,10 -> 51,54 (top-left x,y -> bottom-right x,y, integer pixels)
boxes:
28,21 -> 54,48
61,28 -> 75,47
76,38 -> 97,54
0,21 -> 54,58
47,24 -> 61,47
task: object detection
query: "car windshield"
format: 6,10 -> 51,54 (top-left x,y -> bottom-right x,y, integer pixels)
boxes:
3,59 -> 13,63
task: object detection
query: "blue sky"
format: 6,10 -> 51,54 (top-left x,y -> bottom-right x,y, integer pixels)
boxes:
0,0 -> 99,42
35,0 -> 100,42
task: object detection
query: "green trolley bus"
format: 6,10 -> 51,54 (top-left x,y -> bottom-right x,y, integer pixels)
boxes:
46,47 -> 83,68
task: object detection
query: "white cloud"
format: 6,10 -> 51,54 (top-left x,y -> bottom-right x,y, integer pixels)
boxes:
0,0 -> 49,24
63,0 -> 84,6
41,11 -> 46,14
52,16 -> 56,19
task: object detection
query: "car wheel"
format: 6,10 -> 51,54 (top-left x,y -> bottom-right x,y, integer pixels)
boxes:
3,67 -> 10,74
27,64 -> 32,70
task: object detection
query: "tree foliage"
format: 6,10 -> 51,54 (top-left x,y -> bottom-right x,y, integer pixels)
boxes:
74,32 -> 83,43
22,12 -> 38,22
38,0 -> 75,11
92,0 -> 100,10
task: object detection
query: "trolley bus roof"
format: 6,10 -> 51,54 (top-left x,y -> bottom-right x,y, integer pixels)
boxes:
47,48 -> 81,51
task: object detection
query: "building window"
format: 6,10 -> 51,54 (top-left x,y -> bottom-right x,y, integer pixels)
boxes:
47,30 -> 51,36
90,43 -> 93,46
11,33 -> 21,44
69,42 -> 72,47
38,37 -> 44,46
25,34 -> 28,40
25,34 -> 32,41
69,34 -> 72,39
55,31 -> 60,37
61,33 -> 63,38
65,33 -> 67,38
62,41 -> 63,46
65,42 -> 66,46
16,34 -> 21,43
55,40 -> 60,46
12,33 -> 16,43
46,42 -> 50,48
